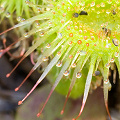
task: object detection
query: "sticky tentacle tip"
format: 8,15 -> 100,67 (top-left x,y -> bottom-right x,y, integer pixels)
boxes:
15,87 -> 19,91
6,73 -> 10,78
37,113 -> 40,117
72,118 -> 75,120
61,110 -> 64,115
18,101 -> 22,105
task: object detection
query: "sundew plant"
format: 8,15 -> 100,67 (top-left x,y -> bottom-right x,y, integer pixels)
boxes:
0,0 -> 120,119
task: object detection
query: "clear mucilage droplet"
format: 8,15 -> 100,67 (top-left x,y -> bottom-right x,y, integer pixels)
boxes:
24,32 -> 29,38
0,7 -> 4,13
35,22 -> 40,28
76,72 -> 82,78
42,56 -> 48,61
71,63 -> 76,68
112,38 -> 119,46
17,16 -> 22,22
46,43 -> 51,48
21,18 -> 26,22
79,50 -> 86,55
6,12 -> 11,18
63,70 -> 69,76
115,52 -> 119,57
58,33 -> 62,38
56,60 -> 62,67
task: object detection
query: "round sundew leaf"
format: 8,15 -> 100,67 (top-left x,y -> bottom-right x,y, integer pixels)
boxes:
16,84 -> 107,120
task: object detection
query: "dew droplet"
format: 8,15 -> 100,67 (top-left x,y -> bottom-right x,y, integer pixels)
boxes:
115,52 -> 119,57
46,43 -> 51,48
107,0 -> 112,4
97,11 -> 100,14
24,32 -> 29,38
77,40 -> 82,45
112,38 -> 119,46
105,43 -> 111,48
0,7 -> 4,14
69,55 -> 73,59
71,63 -> 76,68
56,60 -> 62,67
25,0 -> 30,5
69,33 -> 73,37
62,13 -> 66,17
63,70 -> 69,76
37,7 -> 42,13
17,16 -> 22,22
101,2 -> 105,7
110,58 -> 114,63
79,30 -> 82,34
106,63 -> 110,68
21,18 -> 25,22
42,56 -> 48,61
84,36 -> 87,40
46,7 -> 50,11
104,79 -> 109,84
68,41 -> 73,45
40,32 -> 44,36
91,36 -> 94,40
90,2 -> 95,7
79,50 -> 86,55
25,0 -> 34,7
104,79 -> 111,90
35,22 -> 40,28
58,33 -> 62,38
79,1 -> 85,6
49,21 -> 52,25
106,10 -> 110,14
57,51 -> 61,56
6,12 -> 11,18
76,72 -> 82,78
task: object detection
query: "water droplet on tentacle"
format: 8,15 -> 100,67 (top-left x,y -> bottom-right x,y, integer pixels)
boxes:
63,70 -> 69,76
56,60 -> 62,67
112,38 -> 119,46
76,72 -> 82,78
42,56 -> 48,61
0,7 -> 4,13
71,63 -> 76,68
6,12 -> 11,18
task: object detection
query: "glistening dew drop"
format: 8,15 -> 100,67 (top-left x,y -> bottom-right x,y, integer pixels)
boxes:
0,0 -> 120,120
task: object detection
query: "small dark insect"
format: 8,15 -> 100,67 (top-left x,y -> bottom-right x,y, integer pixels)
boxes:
112,9 -> 116,15
73,13 -> 79,18
102,27 -> 111,37
95,71 -> 100,76
112,38 -> 119,46
79,11 -> 88,15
